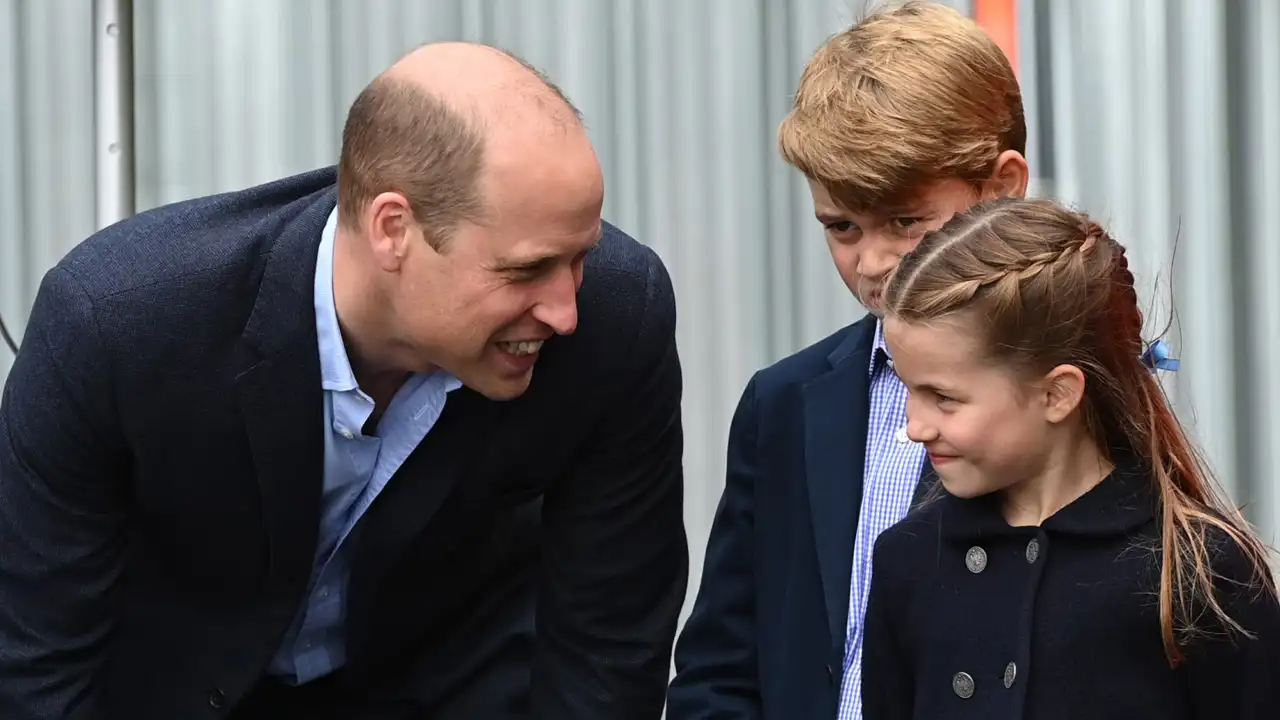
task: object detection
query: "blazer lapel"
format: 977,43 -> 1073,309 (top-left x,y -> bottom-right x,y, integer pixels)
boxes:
233,191 -> 335,593
802,317 -> 876,660
236,348 -> 324,592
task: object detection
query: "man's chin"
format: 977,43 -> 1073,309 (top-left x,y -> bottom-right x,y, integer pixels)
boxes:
462,366 -> 536,402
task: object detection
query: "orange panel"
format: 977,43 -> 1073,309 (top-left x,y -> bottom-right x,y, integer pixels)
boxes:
974,0 -> 1019,75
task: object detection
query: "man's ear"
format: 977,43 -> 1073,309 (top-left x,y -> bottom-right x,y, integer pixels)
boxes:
366,191 -> 416,272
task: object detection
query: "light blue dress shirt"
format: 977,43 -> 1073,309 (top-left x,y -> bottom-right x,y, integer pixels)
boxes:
267,208 -> 461,685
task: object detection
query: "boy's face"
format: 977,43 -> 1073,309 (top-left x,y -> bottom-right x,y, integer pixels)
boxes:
807,178 -> 980,316
806,151 -> 1029,315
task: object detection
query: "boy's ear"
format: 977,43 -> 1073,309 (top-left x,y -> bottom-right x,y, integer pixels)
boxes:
986,150 -> 1029,199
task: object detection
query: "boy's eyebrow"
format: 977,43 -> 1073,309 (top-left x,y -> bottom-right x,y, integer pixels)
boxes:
879,201 -> 926,216
814,203 -> 925,224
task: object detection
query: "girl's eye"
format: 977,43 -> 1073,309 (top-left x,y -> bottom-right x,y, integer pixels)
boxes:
894,217 -> 923,229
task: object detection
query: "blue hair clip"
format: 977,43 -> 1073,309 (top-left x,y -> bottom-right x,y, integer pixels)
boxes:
1140,339 -> 1180,372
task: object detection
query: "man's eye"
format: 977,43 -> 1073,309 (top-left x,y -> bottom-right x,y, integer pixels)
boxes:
506,266 -> 548,282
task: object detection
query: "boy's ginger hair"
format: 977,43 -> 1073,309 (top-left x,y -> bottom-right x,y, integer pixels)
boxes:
779,1 -> 1026,212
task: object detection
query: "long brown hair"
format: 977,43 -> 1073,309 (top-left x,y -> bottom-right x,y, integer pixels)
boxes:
883,196 -> 1276,666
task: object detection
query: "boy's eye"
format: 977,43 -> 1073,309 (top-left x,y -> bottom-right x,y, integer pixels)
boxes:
826,221 -> 856,233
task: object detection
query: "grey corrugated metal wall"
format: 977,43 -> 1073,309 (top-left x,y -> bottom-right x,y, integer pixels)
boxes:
1,0 -> 1277,631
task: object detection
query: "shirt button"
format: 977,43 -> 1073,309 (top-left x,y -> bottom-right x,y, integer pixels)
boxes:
338,427 -> 354,440
1004,662 -> 1018,688
895,426 -> 910,443
952,671 -> 975,699
964,546 -> 987,574
207,687 -> 227,709
1026,538 -> 1040,564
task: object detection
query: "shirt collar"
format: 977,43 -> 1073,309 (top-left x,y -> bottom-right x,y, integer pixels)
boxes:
870,318 -> 891,379
313,208 -> 361,392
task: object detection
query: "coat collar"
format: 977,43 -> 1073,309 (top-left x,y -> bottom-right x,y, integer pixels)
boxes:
233,180 -> 337,592
937,453 -> 1159,542
826,314 -> 877,369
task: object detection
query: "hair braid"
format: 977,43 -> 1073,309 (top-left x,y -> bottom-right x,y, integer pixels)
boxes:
940,227 -> 1103,311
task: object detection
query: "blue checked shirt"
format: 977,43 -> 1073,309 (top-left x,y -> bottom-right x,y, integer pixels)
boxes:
837,320 -> 927,719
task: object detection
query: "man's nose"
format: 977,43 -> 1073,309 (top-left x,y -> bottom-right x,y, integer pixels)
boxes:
531,268 -> 579,336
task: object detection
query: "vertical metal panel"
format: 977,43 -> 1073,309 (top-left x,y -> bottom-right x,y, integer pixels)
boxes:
0,0 -> 25,380
0,0 -> 98,381
1015,0 -> 1042,192
1129,0 -> 1176,351
1045,0 -> 1079,205
1241,0 -> 1280,540
93,0 -> 136,228
1171,0 -> 1238,493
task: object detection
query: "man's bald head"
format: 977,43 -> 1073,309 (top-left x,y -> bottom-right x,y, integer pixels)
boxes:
336,42 -> 584,249
383,42 -> 582,127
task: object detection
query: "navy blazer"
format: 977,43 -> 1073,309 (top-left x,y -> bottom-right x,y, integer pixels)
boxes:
862,457 -> 1280,719
0,168 -> 688,720
668,316 -> 933,719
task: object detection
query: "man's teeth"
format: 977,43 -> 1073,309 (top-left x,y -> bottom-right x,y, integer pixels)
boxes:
498,340 -> 544,356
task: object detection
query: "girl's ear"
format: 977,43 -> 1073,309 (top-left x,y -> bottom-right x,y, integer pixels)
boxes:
1041,364 -> 1086,424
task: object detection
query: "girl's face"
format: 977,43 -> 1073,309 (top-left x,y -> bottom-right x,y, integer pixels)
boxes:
883,315 -> 1079,500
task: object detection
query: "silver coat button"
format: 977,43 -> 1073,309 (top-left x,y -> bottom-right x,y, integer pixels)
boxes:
965,546 -> 987,574
952,671 -> 975,699
1003,662 -> 1017,688
1026,538 -> 1040,564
